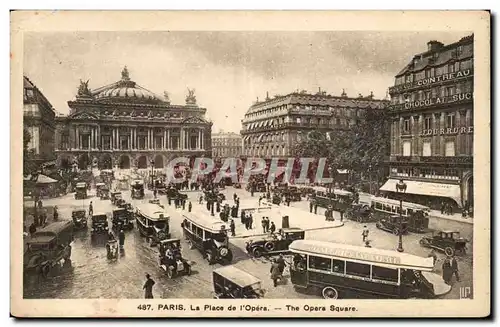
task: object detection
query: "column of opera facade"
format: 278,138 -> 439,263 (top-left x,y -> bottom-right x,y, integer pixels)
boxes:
55,67 -> 212,170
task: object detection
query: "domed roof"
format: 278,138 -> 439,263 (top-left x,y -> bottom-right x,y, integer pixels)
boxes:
90,66 -> 164,104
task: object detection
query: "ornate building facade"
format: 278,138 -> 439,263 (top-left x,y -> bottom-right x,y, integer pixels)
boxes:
212,131 -> 243,158
240,89 -> 388,158
55,67 -> 212,170
382,35 -> 473,209
23,76 -> 56,166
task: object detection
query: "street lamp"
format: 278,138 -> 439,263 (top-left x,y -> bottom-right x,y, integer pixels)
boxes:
395,179 -> 407,253
327,166 -> 333,194
150,159 -> 155,190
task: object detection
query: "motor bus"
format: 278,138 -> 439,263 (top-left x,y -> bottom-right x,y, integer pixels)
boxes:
313,187 -> 354,212
370,197 -> 430,233
289,240 -> 450,299
181,210 -> 233,265
135,203 -> 170,246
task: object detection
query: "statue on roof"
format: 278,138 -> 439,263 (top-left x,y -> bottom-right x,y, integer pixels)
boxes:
186,88 -> 197,105
163,91 -> 171,104
341,89 -> 347,97
77,79 -> 92,98
121,66 -> 130,81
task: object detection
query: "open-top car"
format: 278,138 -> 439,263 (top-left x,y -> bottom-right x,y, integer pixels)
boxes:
346,203 -> 374,223
131,180 -> 145,199
213,265 -> 264,299
97,184 -> 110,200
376,215 -> 409,235
246,227 -> 305,258
74,182 -> 87,200
90,213 -> 109,239
110,191 -> 123,206
419,230 -> 468,256
158,238 -> 193,279
112,208 -> 134,230
71,208 -> 88,229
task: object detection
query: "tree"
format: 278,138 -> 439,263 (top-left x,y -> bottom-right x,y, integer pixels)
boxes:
23,127 -> 37,175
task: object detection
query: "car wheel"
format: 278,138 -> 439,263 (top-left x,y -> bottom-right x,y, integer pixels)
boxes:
445,247 -> 455,256
252,247 -> 263,258
187,240 -> 195,250
322,286 -> 339,299
419,239 -> 429,246
393,228 -> 400,235
357,217 -> 363,223
375,222 -> 381,229
264,242 -> 275,251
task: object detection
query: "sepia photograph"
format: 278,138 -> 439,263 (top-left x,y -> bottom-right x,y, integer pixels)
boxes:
10,10 -> 490,317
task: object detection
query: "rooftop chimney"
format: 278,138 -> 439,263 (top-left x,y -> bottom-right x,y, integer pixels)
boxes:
265,91 -> 270,101
341,89 -> 347,98
427,40 -> 444,52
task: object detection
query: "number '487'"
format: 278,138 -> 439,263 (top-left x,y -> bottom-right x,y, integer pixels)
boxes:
138,304 -> 151,310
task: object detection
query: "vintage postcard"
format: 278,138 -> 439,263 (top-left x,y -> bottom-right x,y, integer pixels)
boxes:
11,10 -> 490,318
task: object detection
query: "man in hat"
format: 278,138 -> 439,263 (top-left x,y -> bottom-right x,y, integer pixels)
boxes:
143,273 -> 155,299
270,259 -> 281,287
277,254 -> 286,275
230,219 -> 236,237
362,226 -> 369,243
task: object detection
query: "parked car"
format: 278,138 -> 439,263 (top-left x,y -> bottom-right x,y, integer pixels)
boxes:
90,213 -> 109,239
246,228 -> 305,258
110,192 -> 123,206
375,215 -> 409,235
419,230 -> 468,256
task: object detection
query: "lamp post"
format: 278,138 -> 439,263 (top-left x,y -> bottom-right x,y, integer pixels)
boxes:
395,179 -> 407,253
150,159 -> 155,190
368,164 -> 372,195
327,166 -> 333,194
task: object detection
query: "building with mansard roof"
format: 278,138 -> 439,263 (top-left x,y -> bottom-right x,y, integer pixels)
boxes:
23,76 -> 56,167
382,34 -> 473,210
240,89 -> 388,158
55,67 -> 212,170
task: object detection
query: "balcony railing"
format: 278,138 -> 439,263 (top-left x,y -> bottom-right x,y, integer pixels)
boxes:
241,122 -> 344,134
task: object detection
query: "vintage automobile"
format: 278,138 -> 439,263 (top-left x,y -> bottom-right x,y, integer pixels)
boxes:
233,182 -> 242,189
167,187 -> 188,203
158,238 -> 193,278
213,266 -> 265,299
112,208 -> 134,230
110,191 -> 123,206
106,239 -> 119,260
371,197 -> 429,233
149,198 -> 165,209
71,208 -> 88,229
97,184 -> 110,200
271,193 -> 282,205
74,182 -> 88,200
246,227 -> 305,258
131,180 -> 145,199
24,221 -> 74,276
376,215 -> 409,235
419,230 -> 468,256
136,203 -> 171,246
182,212 -> 233,264
90,213 -> 109,239
345,204 -> 374,223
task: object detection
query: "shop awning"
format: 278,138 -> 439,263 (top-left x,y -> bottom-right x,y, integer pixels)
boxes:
379,179 -> 461,205
35,174 -> 58,184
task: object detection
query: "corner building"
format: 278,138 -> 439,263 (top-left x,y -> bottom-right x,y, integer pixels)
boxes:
212,132 -> 243,159
55,67 -> 212,170
23,76 -> 56,166
382,35 -> 473,210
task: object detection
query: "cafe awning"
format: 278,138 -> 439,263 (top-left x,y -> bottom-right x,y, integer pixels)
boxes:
35,174 -> 58,184
379,179 -> 461,205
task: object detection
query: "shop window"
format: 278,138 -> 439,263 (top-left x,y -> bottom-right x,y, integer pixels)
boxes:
402,141 -> 412,157
445,141 -> 455,157
422,141 -> 432,157
345,262 -> 371,278
309,256 -> 332,271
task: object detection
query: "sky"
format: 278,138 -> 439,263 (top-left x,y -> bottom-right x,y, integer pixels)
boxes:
23,31 -> 470,133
